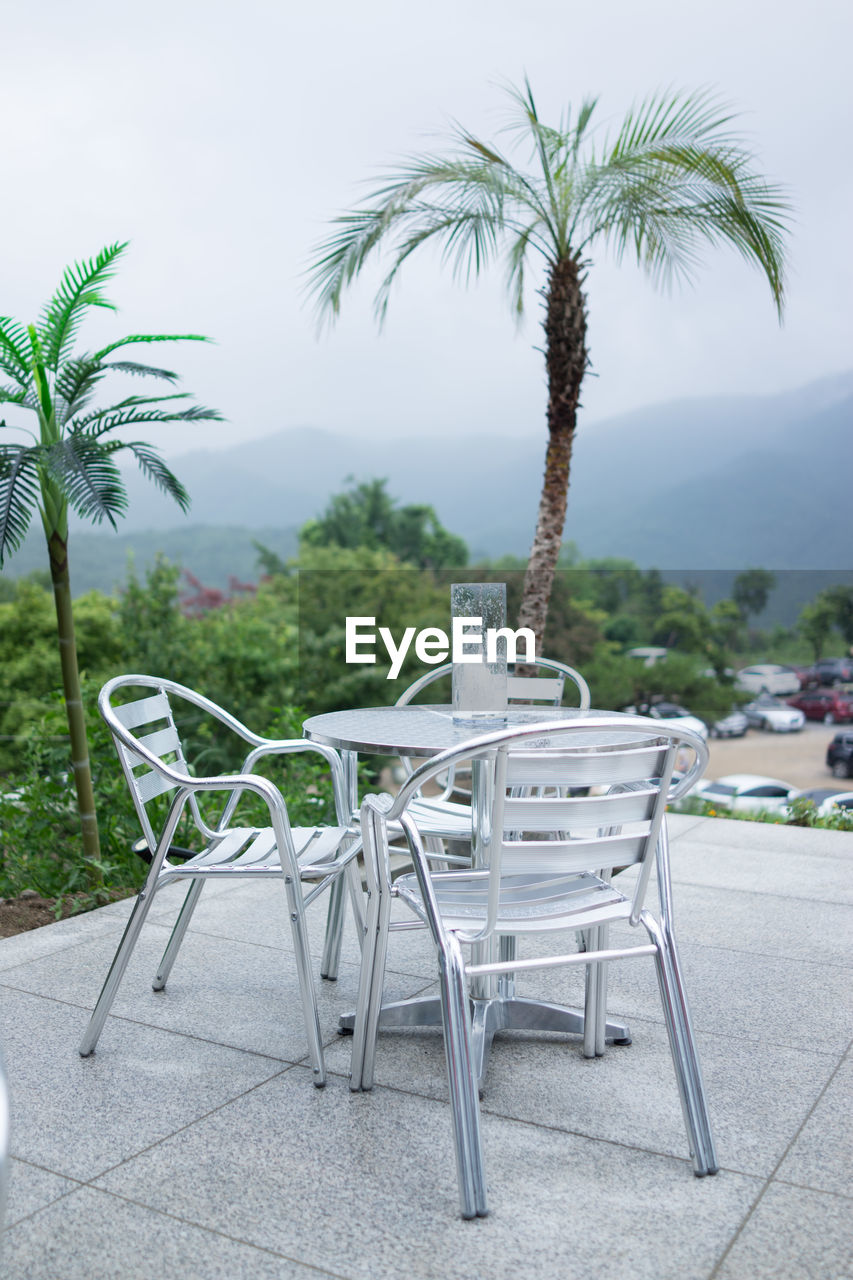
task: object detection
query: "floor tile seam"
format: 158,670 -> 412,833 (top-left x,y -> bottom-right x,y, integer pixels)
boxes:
0,922 -> 127,972
709,1045 -> 853,1277
772,1176 -> 853,1203
6,1182 -> 350,1280
3,1181 -> 89,1232
667,877 -> 853,908
666,938 -> 853,971
87,1062 -> 300,1184
0,981 -> 310,1066
328,1073 -> 767,1181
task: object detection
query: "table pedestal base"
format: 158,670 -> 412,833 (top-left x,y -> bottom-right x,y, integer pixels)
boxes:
338,996 -> 631,1089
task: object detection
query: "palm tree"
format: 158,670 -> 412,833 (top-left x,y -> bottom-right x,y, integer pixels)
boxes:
306,81 -> 791,645
0,242 -> 221,880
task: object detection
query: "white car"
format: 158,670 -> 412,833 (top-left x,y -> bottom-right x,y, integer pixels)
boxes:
817,791 -> 853,819
709,708 -> 749,738
735,664 -> 800,696
694,774 -> 799,814
621,700 -> 708,740
743,695 -> 805,733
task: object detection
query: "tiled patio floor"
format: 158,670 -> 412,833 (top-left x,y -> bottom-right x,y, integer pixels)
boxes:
1,813 -> 851,1279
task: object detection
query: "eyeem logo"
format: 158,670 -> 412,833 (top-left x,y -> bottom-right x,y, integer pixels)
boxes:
345,616 -> 536,680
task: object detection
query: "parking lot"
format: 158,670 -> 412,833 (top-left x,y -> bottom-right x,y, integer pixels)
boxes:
707,721 -> 842,790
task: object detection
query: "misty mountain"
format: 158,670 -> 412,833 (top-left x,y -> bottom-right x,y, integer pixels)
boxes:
4,371 -> 850,596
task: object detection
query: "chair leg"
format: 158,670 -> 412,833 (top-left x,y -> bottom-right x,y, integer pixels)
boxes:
79,881 -> 159,1056
352,876 -> 391,1092
643,913 -> 718,1175
320,874 -> 347,981
595,923 -> 609,1057
284,878 -> 326,1087
153,878 -> 205,991
439,933 -> 488,1218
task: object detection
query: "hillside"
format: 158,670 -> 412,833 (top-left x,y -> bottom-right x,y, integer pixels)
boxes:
2,371 -> 850,597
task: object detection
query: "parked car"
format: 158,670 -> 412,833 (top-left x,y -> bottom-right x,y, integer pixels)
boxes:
817,791 -> 853,818
809,657 -> 853,686
693,773 -> 799,814
620,700 -> 708,739
826,731 -> 853,779
625,646 -> 670,667
709,708 -> 749,738
787,687 -> 853,724
735,664 -> 801,696
743,694 -> 805,733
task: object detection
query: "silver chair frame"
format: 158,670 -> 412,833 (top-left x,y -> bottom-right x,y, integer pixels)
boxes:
79,675 -> 363,1086
352,716 -> 718,1217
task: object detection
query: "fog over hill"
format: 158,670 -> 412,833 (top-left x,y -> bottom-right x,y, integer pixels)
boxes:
4,371 -> 851,596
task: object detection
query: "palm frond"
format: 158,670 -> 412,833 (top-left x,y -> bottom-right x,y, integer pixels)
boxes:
42,435 -> 127,528
71,403 -> 223,438
0,384 -> 31,408
54,357 -> 108,424
91,333 -> 212,361
306,148 -> 553,323
39,242 -> 127,371
103,360 -> 180,382
0,317 -> 31,387
121,441 -> 191,511
0,444 -> 40,563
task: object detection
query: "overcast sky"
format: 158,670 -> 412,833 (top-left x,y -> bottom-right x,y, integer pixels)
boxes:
2,0 -> 851,458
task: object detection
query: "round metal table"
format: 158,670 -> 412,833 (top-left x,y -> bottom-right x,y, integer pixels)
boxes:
304,704 -> 642,1079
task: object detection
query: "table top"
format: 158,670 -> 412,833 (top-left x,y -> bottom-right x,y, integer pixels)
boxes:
302,703 -> 653,757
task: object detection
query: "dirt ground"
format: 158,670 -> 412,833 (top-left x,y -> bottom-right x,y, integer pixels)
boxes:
706,721 -> 844,790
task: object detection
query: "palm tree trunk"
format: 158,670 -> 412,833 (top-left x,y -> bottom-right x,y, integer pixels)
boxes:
518,255 -> 588,651
47,529 -> 103,887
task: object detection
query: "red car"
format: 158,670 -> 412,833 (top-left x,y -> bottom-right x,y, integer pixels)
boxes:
787,687 -> 853,724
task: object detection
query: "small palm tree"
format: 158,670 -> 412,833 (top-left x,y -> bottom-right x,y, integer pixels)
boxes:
307,81 -> 791,644
0,242 -> 221,880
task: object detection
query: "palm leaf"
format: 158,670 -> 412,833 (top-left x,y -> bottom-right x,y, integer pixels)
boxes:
103,360 -> 180,382
54,357 -> 108,424
42,435 -> 127,527
73,400 -> 223,438
119,441 -> 191,511
0,444 -> 40,563
39,242 -> 127,370
92,333 -> 212,361
0,317 -> 31,387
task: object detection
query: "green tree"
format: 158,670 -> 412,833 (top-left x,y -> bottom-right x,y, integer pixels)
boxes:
732,568 -> 776,620
301,477 -> 468,569
0,243 -> 220,878
797,596 -> 837,660
307,80 -> 790,645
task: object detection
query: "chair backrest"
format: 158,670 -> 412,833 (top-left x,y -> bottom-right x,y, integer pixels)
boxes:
396,656 -> 591,711
381,716 -> 707,935
98,675 -> 264,855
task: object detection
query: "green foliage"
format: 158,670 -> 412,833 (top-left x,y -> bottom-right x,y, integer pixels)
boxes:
301,478 -> 468,570
679,794 -> 853,832
733,569 -> 776,619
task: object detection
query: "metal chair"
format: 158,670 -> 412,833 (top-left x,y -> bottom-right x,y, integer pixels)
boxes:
396,656 -> 591,844
354,716 -> 717,1217
78,675 -> 361,1087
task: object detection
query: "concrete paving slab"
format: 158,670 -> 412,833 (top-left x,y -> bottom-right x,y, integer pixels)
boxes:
324,1013 -> 838,1179
1,1185 -> 332,1280
0,909 -> 125,974
93,1066 -> 761,1280
677,817 -> 853,861
0,987 -> 287,1181
519,931 -> 853,1054
3,1158 -> 78,1228
775,1056 -> 853,1198
714,1183 -> 853,1279
0,924 -> 429,1064
666,839 -> 853,903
